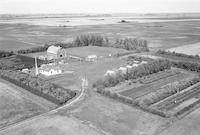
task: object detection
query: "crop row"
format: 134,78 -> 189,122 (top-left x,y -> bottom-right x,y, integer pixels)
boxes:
175,99 -> 200,118
140,70 -> 179,84
155,85 -> 200,111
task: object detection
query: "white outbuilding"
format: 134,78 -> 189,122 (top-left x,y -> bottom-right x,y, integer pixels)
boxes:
85,55 -> 97,62
104,70 -> 116,76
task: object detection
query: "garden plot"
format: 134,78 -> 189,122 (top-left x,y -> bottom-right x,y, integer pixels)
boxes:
151,82 -> 200,117
119,70 -> 188,99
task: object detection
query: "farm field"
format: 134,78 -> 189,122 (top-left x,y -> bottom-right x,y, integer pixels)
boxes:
1,17 -> 200,51
119,69 -> 193,99
160,107 -> 200,135
59,92 -> 169,135
0,79 -> 56,129
0,92 -> 170,135
168,42 -> 200,55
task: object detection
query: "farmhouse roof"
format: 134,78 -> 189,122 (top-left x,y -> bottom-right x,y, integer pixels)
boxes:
47,45 -> 62,54
87,55 -> 97,59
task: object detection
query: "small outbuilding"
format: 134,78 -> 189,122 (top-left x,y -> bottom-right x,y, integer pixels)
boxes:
86,55 -> 97,62
104,70 -> 116,76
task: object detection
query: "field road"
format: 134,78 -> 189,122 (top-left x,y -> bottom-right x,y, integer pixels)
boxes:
0,76 -> 88,133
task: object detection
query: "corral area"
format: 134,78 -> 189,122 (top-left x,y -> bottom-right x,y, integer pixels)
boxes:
0,79 -> 56,129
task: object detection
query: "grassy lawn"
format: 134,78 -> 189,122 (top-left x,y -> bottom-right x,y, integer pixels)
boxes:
66,46 -> 129,57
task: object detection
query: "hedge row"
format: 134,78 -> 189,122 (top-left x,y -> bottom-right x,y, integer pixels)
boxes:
93,59 -> 171,88
172,61 -> 200,72
0,70 -> 76,105
157,50 -> 200,60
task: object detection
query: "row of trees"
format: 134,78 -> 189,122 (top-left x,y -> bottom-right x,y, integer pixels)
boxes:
115,38 -> 149,52
10,34 -> 149,55
172,61 -> 200,72
0,70 -> 76,105
93,59 -> 171,88
73,34 -> 109,47
157,50 -> 200,60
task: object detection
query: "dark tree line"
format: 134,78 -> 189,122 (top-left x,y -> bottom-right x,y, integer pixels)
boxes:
172,61 -> 200,72
73,34 -> 109,47
115,38 -> 149,52
0,70 -> 76,105
0,50 -> 14,58
157,50 -> 200,60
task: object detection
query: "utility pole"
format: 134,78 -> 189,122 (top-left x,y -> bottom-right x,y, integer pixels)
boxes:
35,56 -> 39,76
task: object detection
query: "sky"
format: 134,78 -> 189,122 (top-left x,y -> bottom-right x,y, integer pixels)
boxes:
0,0 -> 199,14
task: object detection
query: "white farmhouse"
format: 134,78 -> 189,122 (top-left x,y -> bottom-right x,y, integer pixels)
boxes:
86,55 -> 97,62
39,66 -> 63,76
